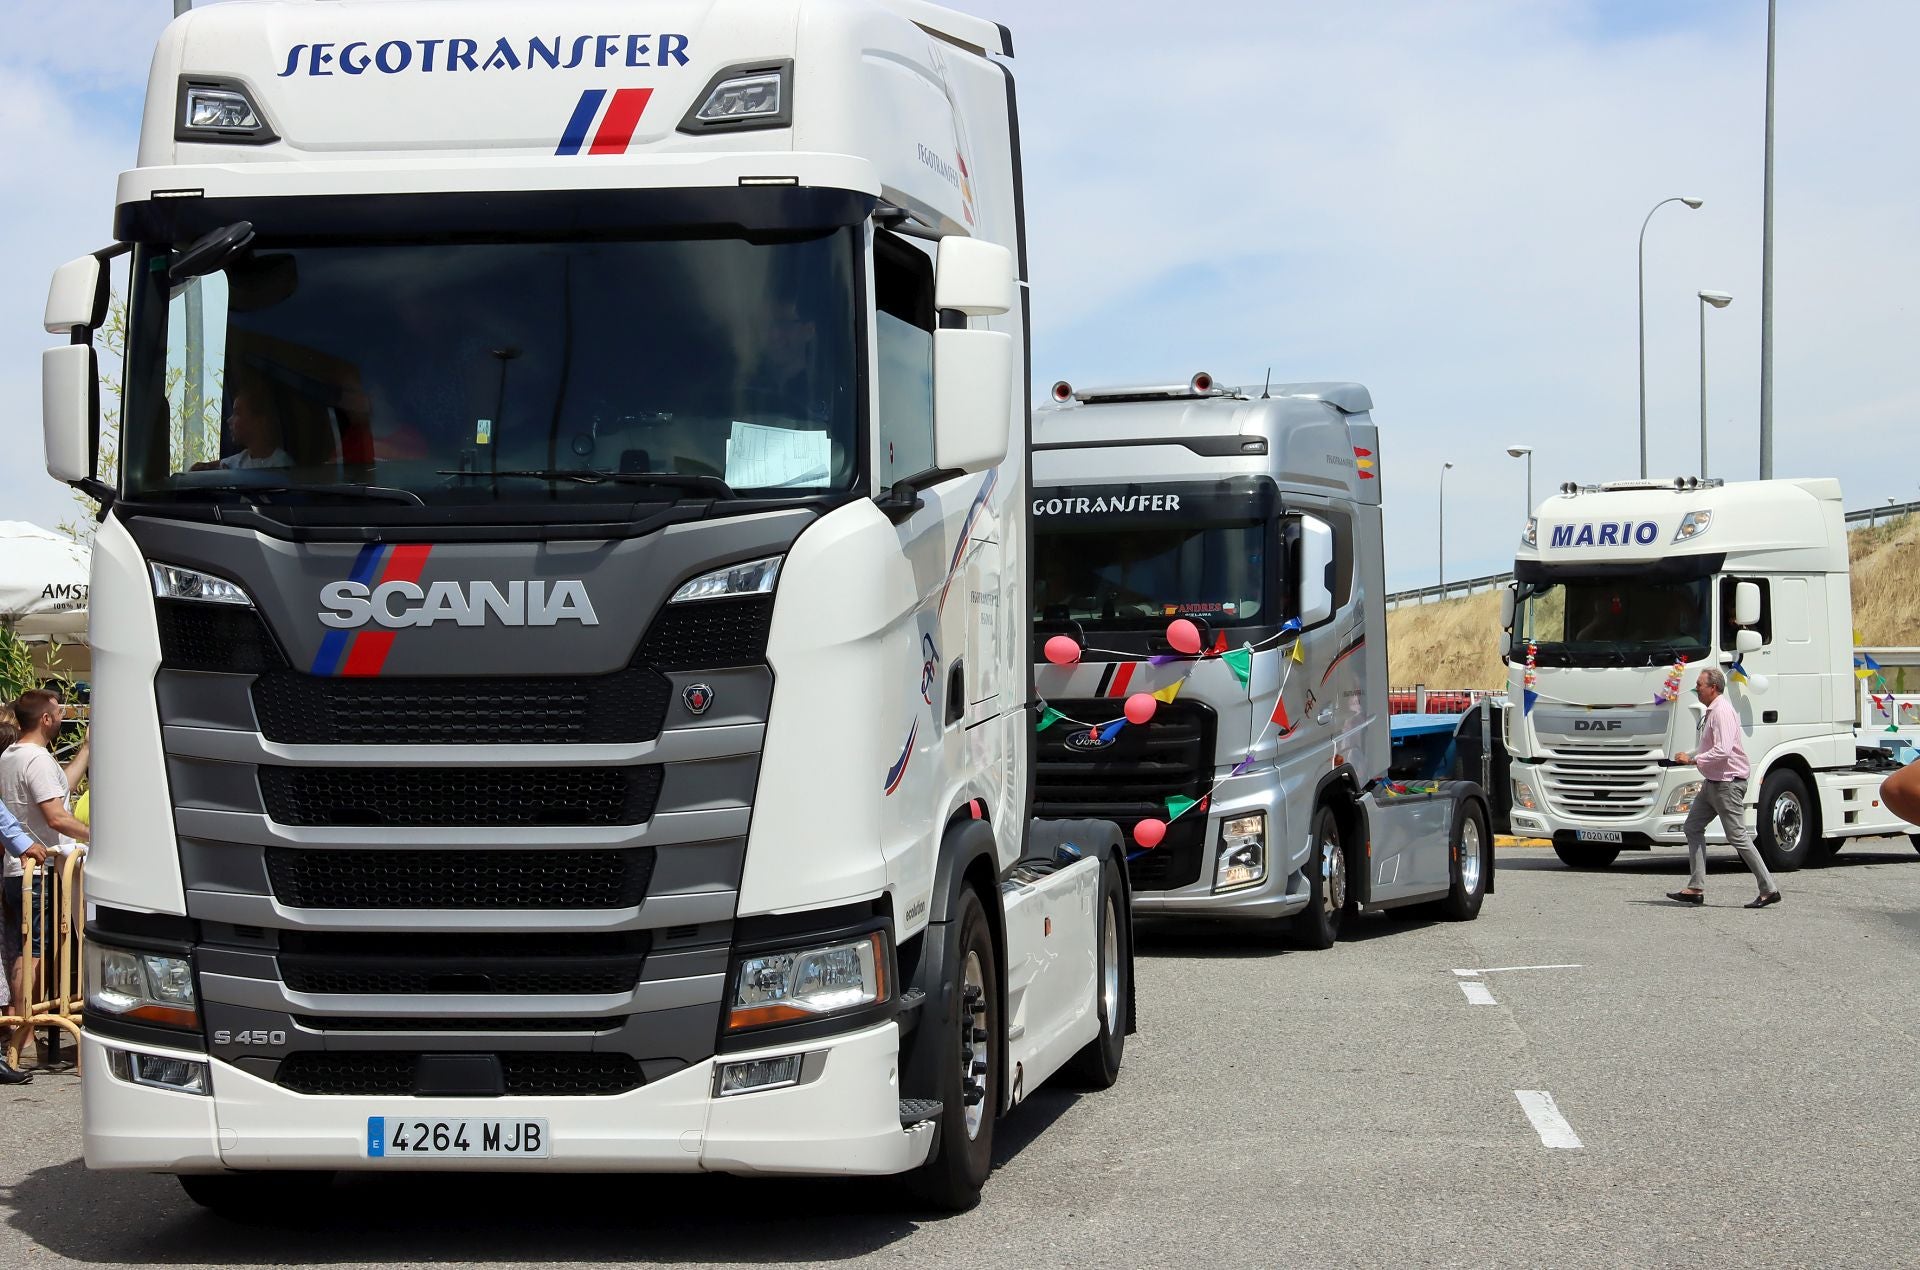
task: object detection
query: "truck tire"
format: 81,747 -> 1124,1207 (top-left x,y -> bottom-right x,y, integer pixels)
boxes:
904,885 -> 999,1213
178,1172 -> 332,1219
1061,855 -> 1130,1089
1755,768 -> 1814,873
1910,834 -> 1920,855
1435,801 -> 1490,921
1552,842 -> 1619,870
1289,805 -> 1349,949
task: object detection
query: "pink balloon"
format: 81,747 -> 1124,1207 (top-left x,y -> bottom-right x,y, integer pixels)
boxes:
1166,618 -> 1203,655
1124,693 -> 1158,726
1043,635 -> 1082,666
1133,818 -> 1167,849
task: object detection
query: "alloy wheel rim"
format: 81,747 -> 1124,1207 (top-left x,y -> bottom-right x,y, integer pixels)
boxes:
960,950 -> 989,1140
1773,793 -> 1803,851
1460,819 -> 1483,893
1100,892 -> 1121,1036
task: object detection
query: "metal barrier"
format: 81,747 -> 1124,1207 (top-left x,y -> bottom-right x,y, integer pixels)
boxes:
2,852 -> 86,1070
1388,687 -> 1498,716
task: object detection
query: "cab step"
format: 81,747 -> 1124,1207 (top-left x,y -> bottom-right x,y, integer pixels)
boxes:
899,1098 -> 943,1127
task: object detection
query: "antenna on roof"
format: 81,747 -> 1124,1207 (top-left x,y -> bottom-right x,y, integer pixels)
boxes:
1260,368 -> 1271,399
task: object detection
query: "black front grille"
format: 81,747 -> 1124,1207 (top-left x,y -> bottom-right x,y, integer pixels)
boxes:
275,1051 -> 643,1097
265,847 -> 655,910
277,930 -> 649,992
293,1016 -> 619,1033
252,668 -> 672,746
639,595 -> 773,670
257,765 -> 663,827
156,600 -> 288,674
1034,699 -> 1217,892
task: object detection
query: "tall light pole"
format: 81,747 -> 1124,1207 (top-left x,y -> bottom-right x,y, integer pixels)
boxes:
1759,0 -> 1777,479
1697,291 -> 1732,479
173,0 -> 190,15
1638,195 -> 1705,477
1438,461 -> 1455,596
1505,445 -> 1533,519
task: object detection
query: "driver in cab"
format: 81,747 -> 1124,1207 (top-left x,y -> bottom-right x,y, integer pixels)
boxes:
190,389 -> 292,472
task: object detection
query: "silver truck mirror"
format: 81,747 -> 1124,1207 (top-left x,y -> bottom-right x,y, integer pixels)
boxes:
1499,588 -> 1516,631
1733,581 -> 1762,628
1499,630 -> 1514,661
1297,514 -> 1335,627
1735,628 -> 1762,655
932,328 -> 1012,474
43,345 -> 97,484
934,236 -> 1014,316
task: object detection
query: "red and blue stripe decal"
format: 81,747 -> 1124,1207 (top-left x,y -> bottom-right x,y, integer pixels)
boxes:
310,544 -> 434,678
556,87 -> 654,156
883,720 -> 918,797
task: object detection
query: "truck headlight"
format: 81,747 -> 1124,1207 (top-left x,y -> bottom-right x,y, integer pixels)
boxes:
728,931 -> 888,1032
1664,781 -> 1703,816
85,943 -> 199,1031
1214,813 -> 1267,893
1511,777 -> 1538,811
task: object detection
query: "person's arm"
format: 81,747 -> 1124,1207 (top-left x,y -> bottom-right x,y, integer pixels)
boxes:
1883,761 -> 1920,824
0,800 -> 46,863
37,797 -> 88,845
62,736 -> 89,787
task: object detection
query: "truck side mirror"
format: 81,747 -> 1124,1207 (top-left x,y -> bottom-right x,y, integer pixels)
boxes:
1499,588 -> 1516,631
45,253 -> 109,335
1733,581 -> 1762,628
1297,514 -> 1335,627
1499,630 -> 1514,661
1735,629 -> 1762,655
44,345 -> 98,484
929,237 -> 1015,476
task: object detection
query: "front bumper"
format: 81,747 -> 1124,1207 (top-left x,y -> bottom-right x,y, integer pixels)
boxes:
1131,793 -> 1310,921
83,1019 -> 932,1176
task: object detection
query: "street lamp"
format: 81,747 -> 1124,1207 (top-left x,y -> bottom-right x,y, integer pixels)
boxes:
1697,291 -> 1732,479
1438,461 -> 1455,596
1639,195 -> 1705,478
1505,445 -> 1534,518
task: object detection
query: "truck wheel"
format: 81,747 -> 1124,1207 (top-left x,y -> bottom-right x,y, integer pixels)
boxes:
1755,769 -> 1813,873
1435,802 -> 1490,921
905,885 -> 999,1213
1289,805 -> 1348,950
178,1172 -> 332,1219
1061,855 -> 1130,1089
1810,837 -> 1844,864
1552,842 -> 1619,870
1910,834 -> 1920,855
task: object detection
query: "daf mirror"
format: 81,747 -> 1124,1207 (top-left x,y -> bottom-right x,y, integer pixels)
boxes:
1499,587 -> 1516,631
1735,628 -> 1762,655
168,220 -> 256,287
1733,581 -> 1762,629
1297,514 -> 1335,627
1499,630 -> 1514,661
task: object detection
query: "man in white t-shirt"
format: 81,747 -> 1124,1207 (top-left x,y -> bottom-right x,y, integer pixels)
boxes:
1,689 -> 89,1060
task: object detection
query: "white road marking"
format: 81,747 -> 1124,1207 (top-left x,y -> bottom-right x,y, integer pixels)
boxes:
1515,1090 -> 1584,1149
1458,981 -> 1498,1006
1452,964 -> 1583,977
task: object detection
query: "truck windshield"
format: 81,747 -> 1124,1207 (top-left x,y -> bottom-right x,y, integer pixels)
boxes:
120,230 -> 860,512
1033,520 -> 1272,630
1517,576 -> 1713,667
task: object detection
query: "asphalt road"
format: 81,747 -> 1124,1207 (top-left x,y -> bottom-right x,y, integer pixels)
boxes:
4,840 -> 1918,1269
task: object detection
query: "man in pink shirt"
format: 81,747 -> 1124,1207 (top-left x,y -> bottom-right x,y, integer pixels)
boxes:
1666,668 -> 1782,908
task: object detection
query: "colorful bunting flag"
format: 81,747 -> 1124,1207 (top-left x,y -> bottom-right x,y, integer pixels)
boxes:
1230,754 -> 1258,777
1098,719 -> 1125,742
1729,660 -> 1748,684
1271,694 -> 1295,735
1523,688 -> 1538,716
1220,648 -> 1252,687
1149,653 -> 1186,667
1164,794 -> 1200,821
1152,679 -> 1185,704
1279,617 -> 1302,636
1036,706 -> 1064,732
1289,639 -> 1306,664
1208,631 -> 1228,657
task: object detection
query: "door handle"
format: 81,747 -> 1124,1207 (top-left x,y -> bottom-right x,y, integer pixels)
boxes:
1316,707 -> 1334,725
946,660 -> 966,726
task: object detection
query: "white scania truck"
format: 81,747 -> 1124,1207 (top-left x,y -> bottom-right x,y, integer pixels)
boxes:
41,0 -> 1133,1214
1503,477 -> 1919,871
1030,375 -> 1493,945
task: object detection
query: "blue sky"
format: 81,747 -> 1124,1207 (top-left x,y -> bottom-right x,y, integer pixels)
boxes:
3,0 -> 1915,590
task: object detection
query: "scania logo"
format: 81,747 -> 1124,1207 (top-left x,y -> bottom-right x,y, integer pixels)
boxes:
318,580 -> 599,629
1573,719 -> 1624,732
683,683 -> 714,716
1064,730 -> 1118,753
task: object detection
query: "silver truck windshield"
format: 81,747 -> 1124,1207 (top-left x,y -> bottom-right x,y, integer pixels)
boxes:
1518,576 -> 1712,667
1034,521 -> 1270,630
120,230 -> 860,509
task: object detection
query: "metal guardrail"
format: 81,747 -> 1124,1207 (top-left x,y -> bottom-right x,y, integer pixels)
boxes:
1386,500 -> 1920,609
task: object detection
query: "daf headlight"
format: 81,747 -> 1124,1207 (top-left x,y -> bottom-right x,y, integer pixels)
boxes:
728,930 -> 888,1031
1673,510 -> 1713,543
1214,813 -> 1267,893
1522,517 -> 1538,548
1511,777 -> 1538,811
1664,781 -> 1703,816
86,942 -> 199,1030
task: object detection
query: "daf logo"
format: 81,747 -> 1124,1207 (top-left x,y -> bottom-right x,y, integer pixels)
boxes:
1574,719 -> 1624,732
318,580 -> 599,629
1064,730 -> 1118,753
683,683 -> 715,716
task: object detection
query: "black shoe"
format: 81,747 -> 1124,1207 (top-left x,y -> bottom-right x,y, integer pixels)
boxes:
1746,891 -> 1783,909
0,1061 -> 33,1085
1666,889 -> 1705,905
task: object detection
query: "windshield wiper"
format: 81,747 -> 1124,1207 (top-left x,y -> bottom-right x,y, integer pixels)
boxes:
155,483 -> 425,506
446,469 -> 736,499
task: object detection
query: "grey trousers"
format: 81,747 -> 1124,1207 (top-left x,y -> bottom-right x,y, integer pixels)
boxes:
1684,778 -> 1779,894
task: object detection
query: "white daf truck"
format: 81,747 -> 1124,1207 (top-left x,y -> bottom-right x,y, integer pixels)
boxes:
1503,477 -> 1919,871
41,0 -> 1132,1214
1030,374 -> 1493,945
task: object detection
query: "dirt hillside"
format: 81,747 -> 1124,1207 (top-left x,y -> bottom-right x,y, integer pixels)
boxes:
1386,514 -> 1920,689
